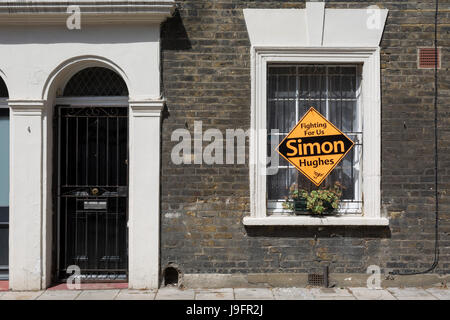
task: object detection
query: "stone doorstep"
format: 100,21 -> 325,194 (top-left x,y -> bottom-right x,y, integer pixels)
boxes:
0,281 -> 8,291
48,282 -> 128,290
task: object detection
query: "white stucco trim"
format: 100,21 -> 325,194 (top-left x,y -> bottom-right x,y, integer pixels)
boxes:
244,3 -> 388,226
55,96 -> 129,106
128,99 -> 164,289
8,100 -> 44,109
8,100 -> 45,290
243,5 -> 388,47
306,2 -> 325,47
43,56 -> 131,101
244,216 -> 389,226
0,0 -> 176,25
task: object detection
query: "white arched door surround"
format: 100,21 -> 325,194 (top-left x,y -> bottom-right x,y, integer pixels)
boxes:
3,1 -> 175,290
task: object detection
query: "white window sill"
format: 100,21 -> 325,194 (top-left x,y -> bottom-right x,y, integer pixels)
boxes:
243,216 -> 389,226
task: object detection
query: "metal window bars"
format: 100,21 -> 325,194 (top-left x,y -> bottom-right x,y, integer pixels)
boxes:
267,64 -> 363,214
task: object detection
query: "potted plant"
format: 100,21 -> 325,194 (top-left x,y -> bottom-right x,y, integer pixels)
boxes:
283,183 -> 308,214
284,182 -> 343,216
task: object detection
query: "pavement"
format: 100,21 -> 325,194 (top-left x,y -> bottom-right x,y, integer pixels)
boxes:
0,286 -> 449,300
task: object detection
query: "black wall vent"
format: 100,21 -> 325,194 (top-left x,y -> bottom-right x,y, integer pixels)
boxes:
308,266 -> 329,287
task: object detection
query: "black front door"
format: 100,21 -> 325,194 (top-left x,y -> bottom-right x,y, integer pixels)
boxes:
56,106 -> 128,281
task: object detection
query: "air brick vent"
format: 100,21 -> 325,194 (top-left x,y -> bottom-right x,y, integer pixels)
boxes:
418,48 -> 441,69
307,266 -> 329,287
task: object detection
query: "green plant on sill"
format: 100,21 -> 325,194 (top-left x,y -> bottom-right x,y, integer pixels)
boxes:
283,182 -> 343,215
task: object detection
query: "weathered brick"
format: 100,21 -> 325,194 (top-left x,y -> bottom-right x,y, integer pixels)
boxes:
160,0 -> 449,276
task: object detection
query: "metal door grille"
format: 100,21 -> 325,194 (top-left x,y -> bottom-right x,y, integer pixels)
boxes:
56,106 -> 128,281
0,108 -> 9,280
63,67 -> 129,96
0,77 -> 8,97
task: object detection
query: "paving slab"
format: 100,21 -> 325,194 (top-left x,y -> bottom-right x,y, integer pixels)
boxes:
310,287 -> 355,300
195,288 -> 234,300
0,291 -> 44,300
76,289 -> 120,300
234,288 -> 274,300
272,287 -> 314,300
38,290 -> 81,300
349,287 -> 396,300
115,289 -> 156,300
425,287 -> 450,300
155,287 -> 196,300
387,287 -> 437,300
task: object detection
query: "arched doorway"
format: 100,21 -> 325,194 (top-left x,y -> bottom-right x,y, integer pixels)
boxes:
54,67 -> 129,282
0,77 -> 9,280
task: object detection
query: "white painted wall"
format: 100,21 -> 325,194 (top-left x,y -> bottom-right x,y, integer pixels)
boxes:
0,24 -> 161,101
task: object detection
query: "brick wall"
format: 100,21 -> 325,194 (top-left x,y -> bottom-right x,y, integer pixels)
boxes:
160,0 -> 449,276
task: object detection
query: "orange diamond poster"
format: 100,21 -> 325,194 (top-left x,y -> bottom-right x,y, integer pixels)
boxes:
276,107 -> 355,186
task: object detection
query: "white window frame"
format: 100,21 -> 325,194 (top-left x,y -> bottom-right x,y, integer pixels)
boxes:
246,47 -> 388,226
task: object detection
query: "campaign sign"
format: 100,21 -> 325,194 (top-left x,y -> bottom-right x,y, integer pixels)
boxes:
276,107 -> 355,186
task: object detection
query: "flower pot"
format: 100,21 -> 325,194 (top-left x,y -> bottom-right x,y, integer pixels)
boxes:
322,201 -> 332,212
314,202 -> 337,216
293,198 -> 308,214
294,199 -> 337,216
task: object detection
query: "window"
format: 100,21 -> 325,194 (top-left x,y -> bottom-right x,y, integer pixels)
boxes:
267,64 -> 362,214
63,67 -> 128,97
245,48 -> 387,226
243,5 -> 389,225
